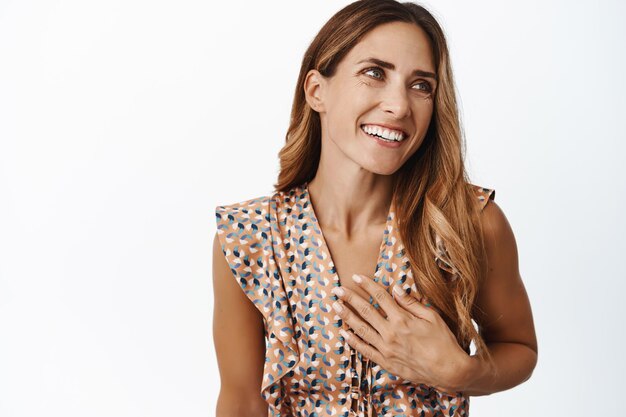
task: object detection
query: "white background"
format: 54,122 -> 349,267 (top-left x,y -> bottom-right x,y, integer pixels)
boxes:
1,1 -> 625,416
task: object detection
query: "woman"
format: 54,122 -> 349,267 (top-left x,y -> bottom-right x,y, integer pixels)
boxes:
213,1 -> 537,416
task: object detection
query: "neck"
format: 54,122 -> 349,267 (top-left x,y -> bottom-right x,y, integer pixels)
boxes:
306,166 -> 395,238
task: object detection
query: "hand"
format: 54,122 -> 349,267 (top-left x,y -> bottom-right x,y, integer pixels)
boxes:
331,273 -> 470,394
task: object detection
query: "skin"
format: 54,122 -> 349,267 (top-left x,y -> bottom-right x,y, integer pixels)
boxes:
302,21 -> 437,328
331,199 -> 539,395
213,20 -> 538,415
212,234 -> 268,416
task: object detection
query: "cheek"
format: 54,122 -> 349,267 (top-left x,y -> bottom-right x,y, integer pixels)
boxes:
413,102 -> 434,132
425,104 -> 435,121
326,100 -> 365,135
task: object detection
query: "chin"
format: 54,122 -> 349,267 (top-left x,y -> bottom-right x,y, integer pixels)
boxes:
358,160 -> 402,176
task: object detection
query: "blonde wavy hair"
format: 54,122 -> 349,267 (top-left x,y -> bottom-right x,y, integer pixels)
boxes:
273,0 -> 494,368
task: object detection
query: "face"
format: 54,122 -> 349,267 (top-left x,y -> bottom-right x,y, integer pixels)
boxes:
305,21 -> 437,176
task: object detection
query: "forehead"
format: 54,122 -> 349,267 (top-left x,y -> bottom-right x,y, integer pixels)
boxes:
345,21 -> 435,71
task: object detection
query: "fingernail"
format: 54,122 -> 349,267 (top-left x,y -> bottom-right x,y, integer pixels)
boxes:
332,301 -> 343,313
351,274 -> 362,283
339,328 -> 350,339
393,285 -> 404,296
331,286 -> 345,296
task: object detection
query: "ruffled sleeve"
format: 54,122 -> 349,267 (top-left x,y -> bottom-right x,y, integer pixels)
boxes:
474,184 -> 496,211
215,196 -> 300,408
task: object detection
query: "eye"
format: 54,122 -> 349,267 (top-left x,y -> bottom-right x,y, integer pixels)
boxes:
363,67 -> 385,80
412,81 -> 433,93
361,67 -> 435,96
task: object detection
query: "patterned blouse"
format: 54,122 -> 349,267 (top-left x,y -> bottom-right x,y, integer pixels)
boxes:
215,181 -> 495,417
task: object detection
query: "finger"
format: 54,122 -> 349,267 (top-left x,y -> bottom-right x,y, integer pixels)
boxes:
331,297 -> 385,351
351,274 -> 403,321
332,283 -> 388,336
339,328 -> 386,365
392,287 -> 436,322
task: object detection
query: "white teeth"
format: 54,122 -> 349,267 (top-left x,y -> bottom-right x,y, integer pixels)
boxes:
361,124 -> 406,141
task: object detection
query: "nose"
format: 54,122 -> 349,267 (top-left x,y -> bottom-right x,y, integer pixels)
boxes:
380,82 -> 411,119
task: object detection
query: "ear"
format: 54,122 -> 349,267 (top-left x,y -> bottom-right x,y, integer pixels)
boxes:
303,69 -> 327,113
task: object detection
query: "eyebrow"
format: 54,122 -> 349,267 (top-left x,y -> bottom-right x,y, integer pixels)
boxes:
356,57 -> 438,81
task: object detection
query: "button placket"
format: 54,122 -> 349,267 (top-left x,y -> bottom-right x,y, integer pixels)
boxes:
361,357 -> 372,414
348,349 -> 360,416
348,350 -> 373,417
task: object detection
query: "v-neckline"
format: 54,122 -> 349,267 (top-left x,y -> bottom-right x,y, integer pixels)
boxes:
301,181 -> 396,415
303,181 -> 395,294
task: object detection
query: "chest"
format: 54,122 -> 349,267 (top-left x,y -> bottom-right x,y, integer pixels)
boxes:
322,229 -> 384,305
274,200 -> 424,412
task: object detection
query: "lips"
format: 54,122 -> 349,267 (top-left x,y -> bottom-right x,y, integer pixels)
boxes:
360,124 -> 407,143
360,127 -> 406,148
360,123 -> 408,137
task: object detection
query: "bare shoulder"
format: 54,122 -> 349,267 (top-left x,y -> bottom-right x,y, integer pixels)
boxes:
481,199 -> 516,264
473,199 -> 538,353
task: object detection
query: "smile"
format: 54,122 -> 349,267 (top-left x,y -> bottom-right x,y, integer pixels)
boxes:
360,124 -> 407,142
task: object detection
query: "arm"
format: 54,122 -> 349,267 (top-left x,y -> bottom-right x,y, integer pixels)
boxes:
212,232 -> 268,417
457,200 -> 538,396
